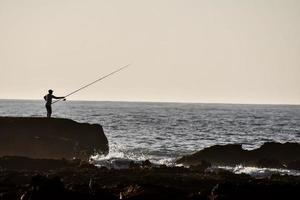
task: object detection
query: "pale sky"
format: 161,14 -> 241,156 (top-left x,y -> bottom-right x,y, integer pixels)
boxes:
0,0 -> 299,104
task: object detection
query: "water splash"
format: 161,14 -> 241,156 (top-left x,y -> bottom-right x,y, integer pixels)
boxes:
90,143 -> 176,169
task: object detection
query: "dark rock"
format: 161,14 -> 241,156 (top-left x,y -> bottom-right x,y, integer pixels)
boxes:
0,156 -> 98,171
120,185 -> 187,200
177,142 -> 300,170
0,117 -> 108,160
20,174 -> 118,200
189,160 -> 211,172
128,160 -> 152,169
141,160 -> 152,168
287,160 -> 300,170
0,160 -> 300,200
251,142 -> 300,163
256,158 -> 286,169
120,184 -> 143,199
129,161 -> 140,169
0,156 -> 68,171
177,144 -> 248,166
21,175 -> 66,200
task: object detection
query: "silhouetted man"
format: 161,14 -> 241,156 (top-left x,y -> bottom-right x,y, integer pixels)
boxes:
44,89 -> 66,118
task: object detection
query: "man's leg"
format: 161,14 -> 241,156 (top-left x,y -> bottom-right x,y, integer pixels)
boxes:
46,105 -> 52,118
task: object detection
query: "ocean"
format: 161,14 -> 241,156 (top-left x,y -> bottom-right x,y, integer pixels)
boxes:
1,100 -> 300,176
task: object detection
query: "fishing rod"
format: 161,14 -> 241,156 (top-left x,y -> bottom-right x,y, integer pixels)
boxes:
52,64 -> 130,105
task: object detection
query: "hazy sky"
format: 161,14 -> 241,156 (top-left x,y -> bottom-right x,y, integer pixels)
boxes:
1,0 -> 299,104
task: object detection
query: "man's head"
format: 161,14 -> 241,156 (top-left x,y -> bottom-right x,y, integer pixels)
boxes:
48,89 -> 53,94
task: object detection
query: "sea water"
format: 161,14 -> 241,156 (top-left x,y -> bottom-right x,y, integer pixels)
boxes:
1,100 -> 300,176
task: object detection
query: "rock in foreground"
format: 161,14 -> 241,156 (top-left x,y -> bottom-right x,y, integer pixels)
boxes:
0,156 -> 299,200
0,117 -> 108,160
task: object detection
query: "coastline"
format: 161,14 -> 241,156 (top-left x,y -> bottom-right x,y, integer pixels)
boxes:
0,116 -> 300,199
0,156 -> 300,200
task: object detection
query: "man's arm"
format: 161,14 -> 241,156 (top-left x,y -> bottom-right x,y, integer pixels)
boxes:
52,95 -> 65,99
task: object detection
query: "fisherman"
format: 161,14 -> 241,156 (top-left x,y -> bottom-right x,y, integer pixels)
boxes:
44,89 -> 66,118
42,65 -> 128,118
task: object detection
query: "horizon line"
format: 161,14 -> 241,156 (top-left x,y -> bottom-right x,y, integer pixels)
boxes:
0,98 -> 299,106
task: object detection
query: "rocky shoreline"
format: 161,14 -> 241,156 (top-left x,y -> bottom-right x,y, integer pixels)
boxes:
0,156 -> 300,200
1,117 -> 300,199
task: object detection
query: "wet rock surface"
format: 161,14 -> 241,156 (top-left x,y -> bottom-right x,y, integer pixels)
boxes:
177,142 -> 300,169
0,156 -> 300,200
0,117 -> 108,160
287,160 -> 300,170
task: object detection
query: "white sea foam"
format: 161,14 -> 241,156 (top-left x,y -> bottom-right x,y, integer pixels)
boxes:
90,143 -> 176,169
217,165 -> 300,177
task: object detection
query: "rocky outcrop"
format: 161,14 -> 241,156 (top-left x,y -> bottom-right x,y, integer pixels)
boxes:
0,156 -> 97,171
287,160 -> 300,170
0,156 -> 299,200
177,142 -> 300,169
0,117 -> 108,160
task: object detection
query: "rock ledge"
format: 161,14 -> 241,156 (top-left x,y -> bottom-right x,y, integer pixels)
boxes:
0,117 -> 108,160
